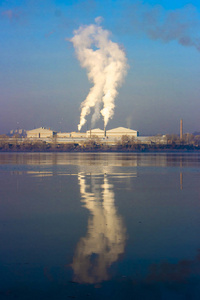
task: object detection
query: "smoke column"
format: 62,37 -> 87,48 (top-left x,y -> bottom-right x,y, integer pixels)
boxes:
70,19 -> 128,131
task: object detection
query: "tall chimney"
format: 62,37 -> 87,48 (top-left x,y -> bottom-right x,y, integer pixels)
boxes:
104,126 -> 106,137
180,119 -> 183,140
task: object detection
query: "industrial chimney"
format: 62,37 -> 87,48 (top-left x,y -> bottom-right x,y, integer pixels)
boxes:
180,119 -> 183,140
104,126 -> 106,137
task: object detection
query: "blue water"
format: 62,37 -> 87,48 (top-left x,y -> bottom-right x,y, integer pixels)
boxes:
0,153 -> 200,299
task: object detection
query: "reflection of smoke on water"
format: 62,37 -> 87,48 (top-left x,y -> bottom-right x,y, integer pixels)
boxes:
71,173 -> 127,284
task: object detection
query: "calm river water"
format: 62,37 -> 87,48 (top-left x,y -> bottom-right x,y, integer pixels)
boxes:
0,153 -> 200,299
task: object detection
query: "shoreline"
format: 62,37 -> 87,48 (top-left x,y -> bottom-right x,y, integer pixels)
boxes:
1,139 -> 200,153
0,149 -> 200,153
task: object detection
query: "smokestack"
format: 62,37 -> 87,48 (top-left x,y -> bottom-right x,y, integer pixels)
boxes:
104,126 -> 106,137
180,119 -> 183,140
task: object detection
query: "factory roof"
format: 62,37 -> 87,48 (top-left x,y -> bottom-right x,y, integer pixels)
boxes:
107,127 -> 138,133
27,127 -> 55,133
87,128 -> 104,132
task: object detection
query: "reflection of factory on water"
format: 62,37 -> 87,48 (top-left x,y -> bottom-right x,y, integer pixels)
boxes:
1,152 -> 188,170
9,152 -> 184,191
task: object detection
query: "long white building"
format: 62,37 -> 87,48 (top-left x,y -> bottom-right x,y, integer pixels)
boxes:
106,127 -> 139,138
26,126 -> 139,141
26,127 -> 56,138
86,127 -> 139,139
86,128 -> 105,138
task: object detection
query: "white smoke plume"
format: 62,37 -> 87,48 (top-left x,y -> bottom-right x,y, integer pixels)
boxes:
70,19 -> 128,131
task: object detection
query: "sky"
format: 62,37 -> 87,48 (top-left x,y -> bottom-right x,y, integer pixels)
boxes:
0,0 -> 200,135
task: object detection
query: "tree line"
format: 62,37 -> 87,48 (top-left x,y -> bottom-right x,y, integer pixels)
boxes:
0,134 -> 200,152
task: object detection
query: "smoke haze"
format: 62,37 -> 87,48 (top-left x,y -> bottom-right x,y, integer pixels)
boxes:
70,19 -> 128,131
123,3 -> 200,51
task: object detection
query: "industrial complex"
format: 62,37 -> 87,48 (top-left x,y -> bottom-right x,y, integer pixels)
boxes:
1,119 -> 199,151
26,126 -> 138,139
25,126 -> 168,145
4,119 -> 191,147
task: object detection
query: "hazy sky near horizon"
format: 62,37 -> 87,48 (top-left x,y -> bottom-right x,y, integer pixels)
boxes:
0,0 -> 200,135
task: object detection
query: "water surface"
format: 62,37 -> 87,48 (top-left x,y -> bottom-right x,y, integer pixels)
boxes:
0,153 -> 200,299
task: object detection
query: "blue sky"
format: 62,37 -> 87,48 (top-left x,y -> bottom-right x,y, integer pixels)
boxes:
0,0 -> 200,135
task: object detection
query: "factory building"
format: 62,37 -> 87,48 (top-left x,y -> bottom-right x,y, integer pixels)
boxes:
71,132 -> 87,138
26,127 -> 56,138
57,132 -> 71,138
86,127 -> 139,139
26,126 -> 139,141
106,127 -> 139,138
86,128 -> 105,138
